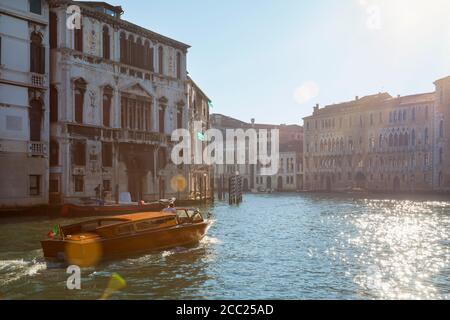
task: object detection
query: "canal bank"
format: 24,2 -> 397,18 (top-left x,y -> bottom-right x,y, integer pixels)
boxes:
1,193 -> 449,299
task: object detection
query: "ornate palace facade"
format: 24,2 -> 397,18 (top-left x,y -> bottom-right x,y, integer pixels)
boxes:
303,76 -> 450,193
46,0 -> 210,204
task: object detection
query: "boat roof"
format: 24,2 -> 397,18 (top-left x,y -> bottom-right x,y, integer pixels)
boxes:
114,211 -> 176,221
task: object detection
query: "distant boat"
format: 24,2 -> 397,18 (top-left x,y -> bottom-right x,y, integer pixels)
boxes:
42,208 -> 211,267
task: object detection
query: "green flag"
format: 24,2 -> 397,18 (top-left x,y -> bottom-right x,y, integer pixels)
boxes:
197,132 -> 206,142
52,225 -> 60,236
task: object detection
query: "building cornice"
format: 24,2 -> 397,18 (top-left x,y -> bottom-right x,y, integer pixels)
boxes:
48,0 -> 190,53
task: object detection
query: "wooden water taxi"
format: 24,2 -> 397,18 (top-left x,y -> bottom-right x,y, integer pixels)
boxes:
60,202 -> 165,217
41,208 -> 211,267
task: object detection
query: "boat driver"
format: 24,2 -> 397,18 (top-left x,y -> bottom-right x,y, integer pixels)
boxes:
163,202 -> 177,214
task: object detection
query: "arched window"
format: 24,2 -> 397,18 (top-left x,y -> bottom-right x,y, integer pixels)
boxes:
439,120 -> 444,138
144,40 -> 154,71
103,86 -> 113,127
74,18 -> 83,51
50,12 -> 57,49
176,52 -> 181,79
50,140 -> 59,167
439,148 -> 443,164
403,110 -> 407,121
379,134 -> 383,147
30,32 -> 45,74
29,98 -> 43,141
120,32 -> 127,63
158,46 -> 164,74
128,35 -> 134,66
389,133 -> 393,147
176,107 -> 183,129
439,172 -> 443,187
394,133 -> 399,147
50,85 -> 58,123
74,78 -> 87,124
424,128 -> 429,145
136,38 -> 143,68
405,132 -> 409,146
412,129 -> 416,146
102,25 -> 110,60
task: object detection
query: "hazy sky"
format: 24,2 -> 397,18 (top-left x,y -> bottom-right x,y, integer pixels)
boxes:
83,0 -> 450,125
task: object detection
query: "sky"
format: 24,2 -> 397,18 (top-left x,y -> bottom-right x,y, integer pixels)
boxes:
82,0 -> 450,125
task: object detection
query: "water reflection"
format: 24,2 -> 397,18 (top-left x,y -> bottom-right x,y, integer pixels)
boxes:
0,194 -> 449,299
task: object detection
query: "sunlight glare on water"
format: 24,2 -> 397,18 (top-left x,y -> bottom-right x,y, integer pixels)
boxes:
0,194 -> 449,300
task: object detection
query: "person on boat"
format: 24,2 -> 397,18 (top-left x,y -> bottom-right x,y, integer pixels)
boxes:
162,203 -> 177,214
95,184 -> 104,206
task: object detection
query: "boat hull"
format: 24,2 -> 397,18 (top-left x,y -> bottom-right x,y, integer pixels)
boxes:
41,222 -> 210,266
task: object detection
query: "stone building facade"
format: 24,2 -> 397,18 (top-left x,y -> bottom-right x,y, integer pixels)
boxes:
0,0 -> 50,208
46,0 -> 209,204
186,77 -> 213,200
211,114 -> 303,193
303,76 -> 450,193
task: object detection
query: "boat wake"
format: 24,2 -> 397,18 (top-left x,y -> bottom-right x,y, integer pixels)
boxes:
0,254 -> 47,286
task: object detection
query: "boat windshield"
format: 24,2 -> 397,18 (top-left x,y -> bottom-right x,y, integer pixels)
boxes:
176,209 -> 204,224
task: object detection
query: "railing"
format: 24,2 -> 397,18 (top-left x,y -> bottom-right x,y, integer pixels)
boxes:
28,142 -> 47,156
30,73 -> 46,88
67,124 -> 168,145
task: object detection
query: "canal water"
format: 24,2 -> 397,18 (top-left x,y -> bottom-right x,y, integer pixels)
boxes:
0,193 -> 449,300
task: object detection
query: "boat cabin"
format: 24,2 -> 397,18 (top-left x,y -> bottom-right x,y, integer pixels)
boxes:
58,209 -> 204,241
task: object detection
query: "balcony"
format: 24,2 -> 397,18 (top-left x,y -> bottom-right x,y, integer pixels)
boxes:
67,124 -> 167,145
28,142 -> 47,156
30,73 -> 46,88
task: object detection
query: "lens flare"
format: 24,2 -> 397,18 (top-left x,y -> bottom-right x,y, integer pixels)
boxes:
171,175 -> 187,192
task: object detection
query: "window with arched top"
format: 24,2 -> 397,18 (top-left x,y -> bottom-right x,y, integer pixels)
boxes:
50,85 -> 58,123
102,26 -> 110,60
139,38 -> 145,68
74,18 -> 83,52
412,129 -> 416,146
30,32 -> 45,74
128,35 -> 135,66
29,98 -> 43,141
424,128 -> 429,145
103,86 -> 113,127
394,133 -> 399,147
50,140 -> 59,167
158,46 -> 164,74
177,107 -> 183,129
74,78 -> 87,124
389,133 -> 393,147
144,41 -> 154,71
439,120 -> 444,138
120,32 -> 128,63
176,52 -> 182,79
